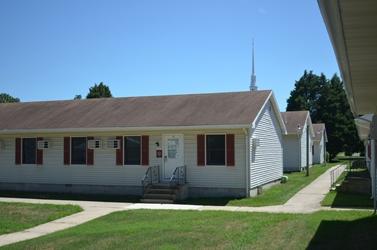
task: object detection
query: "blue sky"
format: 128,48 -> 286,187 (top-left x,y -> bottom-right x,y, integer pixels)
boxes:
0,0 -> 338,110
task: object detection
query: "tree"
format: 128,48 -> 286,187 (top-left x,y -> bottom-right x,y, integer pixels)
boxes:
0,93 -> 20,103
74,95 -> 82,100
286,70 -> 327,122
286,71 -> 363,160
86,82 -> 112,99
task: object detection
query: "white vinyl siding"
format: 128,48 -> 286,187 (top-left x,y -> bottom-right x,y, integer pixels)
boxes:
300,120 -> 313,169
250,101 -> 283,189
0,129 -> 246,189
282,135 -> 301,171
313,136 -> 324,164
300,124 -> 307,168
187,131 -> 246,189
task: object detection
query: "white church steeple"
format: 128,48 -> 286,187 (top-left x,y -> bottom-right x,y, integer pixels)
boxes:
250,39 -> 258,91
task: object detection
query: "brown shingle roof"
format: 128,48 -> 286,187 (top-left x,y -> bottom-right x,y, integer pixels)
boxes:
0,90 -> 272,131
280,111 -> 309,134
313,123 -> 326,141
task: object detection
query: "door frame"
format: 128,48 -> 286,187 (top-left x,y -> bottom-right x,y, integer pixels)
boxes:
162,134 -> 184,181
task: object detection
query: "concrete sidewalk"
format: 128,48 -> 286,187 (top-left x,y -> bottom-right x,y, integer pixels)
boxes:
0,164 -> 345,247
0,200 -> 131,247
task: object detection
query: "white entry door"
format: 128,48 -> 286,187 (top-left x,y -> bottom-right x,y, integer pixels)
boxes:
162,134 -> 184,180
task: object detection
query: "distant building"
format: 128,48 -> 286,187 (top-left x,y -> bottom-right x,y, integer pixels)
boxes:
281,111 -> 315,172
312,123 -> 327,164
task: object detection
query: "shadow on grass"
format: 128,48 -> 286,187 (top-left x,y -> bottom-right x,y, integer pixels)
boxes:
307,215 -> 377,249
0,190 -> 140,203
329,192 -> 373,209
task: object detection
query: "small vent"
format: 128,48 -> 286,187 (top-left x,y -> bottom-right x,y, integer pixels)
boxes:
37,140 -> 49,149
251,137 -> 260,147
88,139 -> 102,149
106,139 -> 120,149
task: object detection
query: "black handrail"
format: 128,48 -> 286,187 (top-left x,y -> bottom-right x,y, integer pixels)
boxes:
141,165 -> 159,195
169,165 -> 186,187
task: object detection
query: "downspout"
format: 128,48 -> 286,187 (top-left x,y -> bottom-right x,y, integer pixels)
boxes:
306,124 -> 310,176
243,128 -> 250,198
324,137 -> 327,165
372,139 -> 376,214
298,133 -> 301,171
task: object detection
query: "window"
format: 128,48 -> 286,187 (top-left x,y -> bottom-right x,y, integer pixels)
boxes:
206,135 -> 225,165
22,138 -> 36,164
124,136 -> 141,165
71,137 -> 87,165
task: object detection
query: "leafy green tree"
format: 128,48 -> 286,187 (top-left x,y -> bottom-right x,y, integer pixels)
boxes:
0,93 -> 20,103
286,70 -> 327,121
86,82 -> 112,99
74,94 -> 82,100
286,71 -> 363,160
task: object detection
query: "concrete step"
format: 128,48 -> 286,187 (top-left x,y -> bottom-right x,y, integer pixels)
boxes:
145,188 -> 176,195
140,198 -> 174,204
149,184 -> 176,189
143,193 -> 176,200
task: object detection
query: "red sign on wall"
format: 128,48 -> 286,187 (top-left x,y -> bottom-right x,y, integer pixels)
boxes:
156,149 -> 162,158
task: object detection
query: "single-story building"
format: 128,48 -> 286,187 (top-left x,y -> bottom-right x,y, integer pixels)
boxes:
0,90 -> 286,200
281,111 -> 315,172
312,123 -> 327,164
318,0 -> 377,211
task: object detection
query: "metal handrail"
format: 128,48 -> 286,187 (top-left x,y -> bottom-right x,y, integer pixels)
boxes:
330,165 -> 344,189
141,165 -> 159,195
169,165 -> 186,187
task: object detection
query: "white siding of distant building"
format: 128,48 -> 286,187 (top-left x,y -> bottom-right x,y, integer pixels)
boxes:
249,101 -> 283,189
283,134 -> 301,171
300,119 -> 313,169
313,136 -> 325,164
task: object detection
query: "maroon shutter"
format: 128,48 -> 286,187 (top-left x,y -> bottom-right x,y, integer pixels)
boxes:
15,138 -> 21,165
64,137 -> 70,165
197,134 -> 205,166
141,135 -> 149,166
36,137 -> 43,165
226,134 -> 235,166
87,136 -> 94,165
116,136 -> 123,166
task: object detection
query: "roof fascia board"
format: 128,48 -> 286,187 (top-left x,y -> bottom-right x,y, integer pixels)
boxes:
0,124 -> 249,135
318,0 -> 357,115
251,91 -> 287,134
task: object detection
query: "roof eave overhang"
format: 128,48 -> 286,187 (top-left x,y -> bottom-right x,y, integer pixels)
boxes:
354,114 -> 373,141
318,0 -> 358,116
252,91 -> 287,135
0,124 -> 250,135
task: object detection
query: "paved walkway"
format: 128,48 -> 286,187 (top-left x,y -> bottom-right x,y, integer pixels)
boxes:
0,164 -> 346,247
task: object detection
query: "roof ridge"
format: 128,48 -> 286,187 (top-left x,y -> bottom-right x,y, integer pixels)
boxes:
0,90 -> 272,105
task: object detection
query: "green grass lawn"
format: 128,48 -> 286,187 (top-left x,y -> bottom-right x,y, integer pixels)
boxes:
3,209 -> 377,250
0,202 -> 82,235
186,162 -> 339,207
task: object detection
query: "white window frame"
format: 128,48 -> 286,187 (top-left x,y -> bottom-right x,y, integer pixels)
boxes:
123,135 -> 142,166
21,137 -> 37,165
70,136 -> 88,165
204,133 -> 227,167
